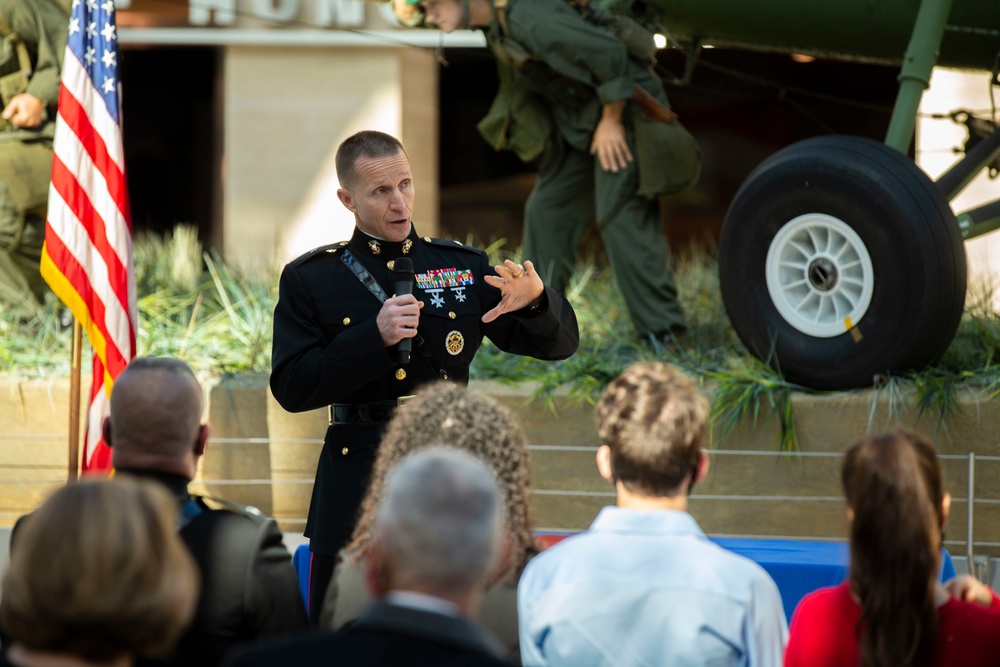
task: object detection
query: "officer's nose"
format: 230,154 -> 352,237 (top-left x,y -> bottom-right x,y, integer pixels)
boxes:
389,190 -> 406,211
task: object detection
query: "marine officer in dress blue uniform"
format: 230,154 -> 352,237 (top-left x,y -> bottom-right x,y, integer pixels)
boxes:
269,130 -> 579,624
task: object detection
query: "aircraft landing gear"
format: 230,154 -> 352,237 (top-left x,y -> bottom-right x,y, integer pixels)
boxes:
718,135 -> 967,390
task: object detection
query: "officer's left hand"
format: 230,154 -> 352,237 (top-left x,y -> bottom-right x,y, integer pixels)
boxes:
482,259 -> 544,323
2,94 -> 46,129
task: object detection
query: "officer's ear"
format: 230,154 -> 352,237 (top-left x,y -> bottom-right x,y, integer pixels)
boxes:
337,187 -> 357,214
102,416 -> 113,448
194,423 -> 210,457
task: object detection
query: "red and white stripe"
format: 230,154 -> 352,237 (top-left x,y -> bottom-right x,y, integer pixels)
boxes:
41,25 -> 136,473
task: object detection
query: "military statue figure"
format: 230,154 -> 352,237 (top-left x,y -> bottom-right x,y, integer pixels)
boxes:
0,0 -> 68,316
389,0 -> 702,346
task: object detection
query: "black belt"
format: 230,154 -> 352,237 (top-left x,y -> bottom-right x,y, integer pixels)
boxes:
328,397 -> 415,425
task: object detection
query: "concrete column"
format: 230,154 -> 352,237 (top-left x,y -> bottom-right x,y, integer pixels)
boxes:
222,44 -> 440,270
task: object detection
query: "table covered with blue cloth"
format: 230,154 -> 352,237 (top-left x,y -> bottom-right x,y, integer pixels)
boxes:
710,538 -> 955,620
292,537 -> 957,621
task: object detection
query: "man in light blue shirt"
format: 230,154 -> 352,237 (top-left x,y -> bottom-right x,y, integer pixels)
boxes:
518,362 -> 788,667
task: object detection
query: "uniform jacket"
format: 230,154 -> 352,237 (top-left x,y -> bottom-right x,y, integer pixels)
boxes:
484,0 -> 668,155
124,472 -> 309,667
270,225 -> 579,554
222,601 -> 514,667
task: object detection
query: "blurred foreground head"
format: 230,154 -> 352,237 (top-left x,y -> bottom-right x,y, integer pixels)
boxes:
0,477 -> 200,663
349,381 -> 534,581
106,356 -> 209,479
842,428 -> 948,667
368,447 -> 504,604
596,362 -> 710,498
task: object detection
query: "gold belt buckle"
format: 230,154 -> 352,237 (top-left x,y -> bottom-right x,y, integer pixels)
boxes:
397,395 -> 415,408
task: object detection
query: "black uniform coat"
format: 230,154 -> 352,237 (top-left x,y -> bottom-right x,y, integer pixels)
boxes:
222,601 -> 514,667
270,225 -> 579,555
125,472 -> 309,667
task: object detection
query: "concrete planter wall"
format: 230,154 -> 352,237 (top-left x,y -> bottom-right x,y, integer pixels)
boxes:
2,373 -> 999,555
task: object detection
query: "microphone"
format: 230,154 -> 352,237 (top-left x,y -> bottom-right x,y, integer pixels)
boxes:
392,257 -> 415,364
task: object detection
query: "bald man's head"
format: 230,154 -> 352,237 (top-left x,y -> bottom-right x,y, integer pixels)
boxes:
106,358 -> 208,479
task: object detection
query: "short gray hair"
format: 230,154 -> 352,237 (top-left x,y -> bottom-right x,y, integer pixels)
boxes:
375,447 -> 503,595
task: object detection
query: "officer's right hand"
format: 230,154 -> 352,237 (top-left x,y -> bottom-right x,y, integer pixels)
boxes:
377,294 -> 423,347
2,93 -> 46,129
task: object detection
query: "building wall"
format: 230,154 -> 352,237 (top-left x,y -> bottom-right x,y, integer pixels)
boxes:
222,44 -> 440,270
918,68 -> 1000,308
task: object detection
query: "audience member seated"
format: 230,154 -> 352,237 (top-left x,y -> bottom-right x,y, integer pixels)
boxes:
320,381 -> 536,662
784,428 -> 1000,667
107,357 -> 308,666
0,478 -> 199,667
518,362 -> 787,667
223,447 -> 515,667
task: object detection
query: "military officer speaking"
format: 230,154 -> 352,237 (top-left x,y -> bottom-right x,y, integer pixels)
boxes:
269,130 -> 579,623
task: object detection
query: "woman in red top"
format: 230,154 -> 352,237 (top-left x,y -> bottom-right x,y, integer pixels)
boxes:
784,429 -> 1000,667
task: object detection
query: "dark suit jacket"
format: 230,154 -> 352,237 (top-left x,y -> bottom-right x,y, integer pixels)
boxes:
222,601 -> 514,667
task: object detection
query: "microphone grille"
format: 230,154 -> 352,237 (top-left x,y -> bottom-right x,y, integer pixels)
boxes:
393,257 -> 414,275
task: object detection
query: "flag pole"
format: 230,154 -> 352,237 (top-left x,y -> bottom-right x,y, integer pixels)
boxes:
67,320 -> 82,482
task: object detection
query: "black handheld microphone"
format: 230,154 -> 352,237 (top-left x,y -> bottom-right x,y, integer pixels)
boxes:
392,257 -> 415,364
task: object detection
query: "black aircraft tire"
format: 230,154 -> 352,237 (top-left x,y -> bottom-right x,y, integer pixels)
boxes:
719,135 -> 967,390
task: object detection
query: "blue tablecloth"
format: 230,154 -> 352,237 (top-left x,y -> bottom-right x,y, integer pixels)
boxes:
711,538 -> 956,620
292,538 -> 957,622
291,544 -> 311,610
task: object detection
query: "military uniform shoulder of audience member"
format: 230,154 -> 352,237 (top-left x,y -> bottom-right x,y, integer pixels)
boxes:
144,493 -> 308,667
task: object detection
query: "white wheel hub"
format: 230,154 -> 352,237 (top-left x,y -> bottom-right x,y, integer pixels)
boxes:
765,213 -> 874,338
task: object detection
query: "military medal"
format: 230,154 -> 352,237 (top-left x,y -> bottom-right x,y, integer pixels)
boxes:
446,331 -> 464,356
402,239 -> 413,254
369,240 -> 381,255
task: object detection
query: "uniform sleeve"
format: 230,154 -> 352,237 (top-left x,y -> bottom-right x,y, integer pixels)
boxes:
479,253 -> 579,360
24,0 -> 66,108
243,518 -> 309,637
269,262 -> 396,412
509,2 -> 634,105
745,572 -> 787,667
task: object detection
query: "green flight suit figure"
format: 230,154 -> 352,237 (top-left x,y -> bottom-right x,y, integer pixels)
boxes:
0,0 -> 68,317
399,0 -> 697,340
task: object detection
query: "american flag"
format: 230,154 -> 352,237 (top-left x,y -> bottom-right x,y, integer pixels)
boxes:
40,0 -> 136,472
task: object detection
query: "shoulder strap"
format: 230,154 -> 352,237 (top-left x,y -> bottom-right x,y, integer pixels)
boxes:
0,11 -> 32,77
492,0 -> 509,36
341,249 -> 389,303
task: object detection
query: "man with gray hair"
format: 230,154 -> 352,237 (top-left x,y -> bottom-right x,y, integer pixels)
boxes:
223,447 -> 513,667
517,362 -> 787,667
